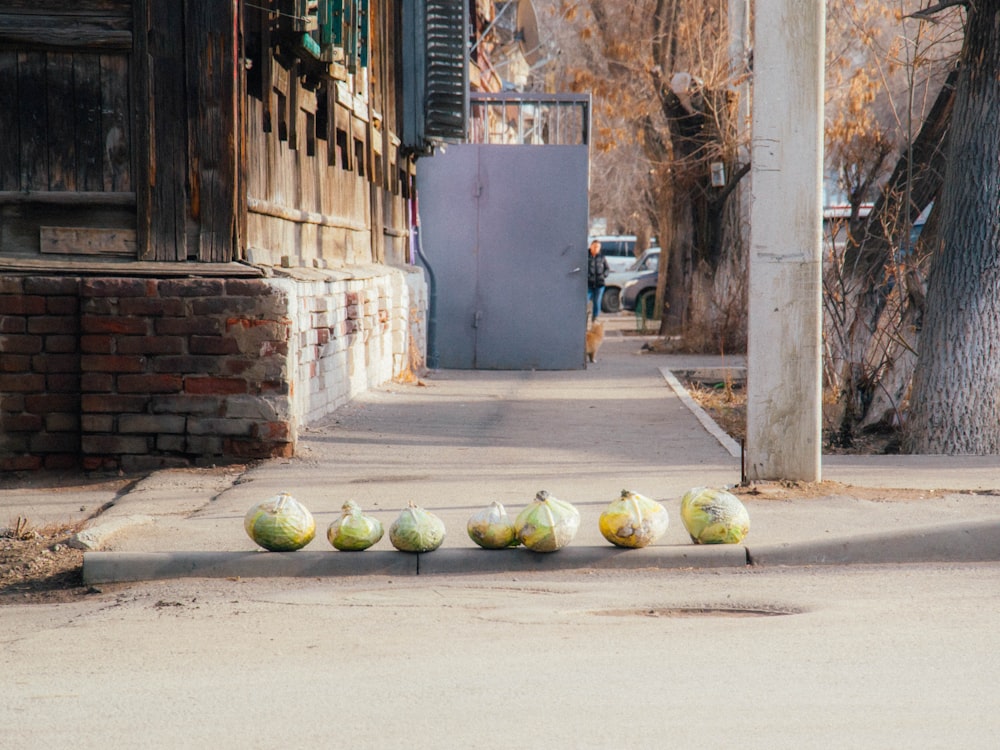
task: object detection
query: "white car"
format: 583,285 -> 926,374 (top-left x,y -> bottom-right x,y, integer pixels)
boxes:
590,235 -> 648,273
602,248 -> 659,313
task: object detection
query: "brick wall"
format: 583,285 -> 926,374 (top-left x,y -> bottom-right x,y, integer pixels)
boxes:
277,265 -> 426,425
0,266 -> 426,472
0,277 -> 81,471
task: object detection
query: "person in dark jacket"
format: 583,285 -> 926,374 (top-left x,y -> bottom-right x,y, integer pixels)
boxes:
587,240 -> 610,321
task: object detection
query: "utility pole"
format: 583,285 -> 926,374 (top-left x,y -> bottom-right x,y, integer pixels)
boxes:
746,0 -> 825,482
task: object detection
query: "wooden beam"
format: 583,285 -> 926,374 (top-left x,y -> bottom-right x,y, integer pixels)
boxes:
0,257 -> 263,277
247,196 -> 368,231
0,12 -> 132,50
39,226 -> 136,255
0,191 -> 136,206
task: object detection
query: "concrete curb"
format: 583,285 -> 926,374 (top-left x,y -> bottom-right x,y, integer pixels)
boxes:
82,550 -> 418,584
68,515 -> 156,551
659,367 -> 742,457
83,545 -> 748,584
748,518 -> 1000,567
81,519 -> 1000,584
418,544 -> 747,575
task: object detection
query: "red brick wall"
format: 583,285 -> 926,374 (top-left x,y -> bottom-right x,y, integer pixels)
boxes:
1,276 -> 294,472
0,277 -> 81,471
1,267 -> 427,473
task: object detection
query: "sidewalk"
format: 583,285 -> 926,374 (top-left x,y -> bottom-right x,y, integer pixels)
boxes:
5,312 -> 1000,582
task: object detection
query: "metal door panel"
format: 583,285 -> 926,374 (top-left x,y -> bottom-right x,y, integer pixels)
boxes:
474,145 -> 588,369
416,142 -> 588,370
415,145 -> 480,368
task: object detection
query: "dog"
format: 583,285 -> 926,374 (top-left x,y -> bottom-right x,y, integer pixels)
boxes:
585,321 -> 605,363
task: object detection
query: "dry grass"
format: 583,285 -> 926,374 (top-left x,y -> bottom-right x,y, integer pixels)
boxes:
685,381 -> 746,442
682,378 -> 902,455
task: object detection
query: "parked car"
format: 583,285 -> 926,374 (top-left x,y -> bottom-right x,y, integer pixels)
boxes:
590,234 -> 658,273
602,248 -> 659,313
620,269 -> 658,315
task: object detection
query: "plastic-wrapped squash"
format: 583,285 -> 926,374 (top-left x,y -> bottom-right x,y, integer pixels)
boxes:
680,487 -> 750,544
514,491 -> 580,552
389,502 -> 446,552
467,501 -> 519,549
599,489 -> 669,548
327,500 -> 383,551
244,492 -> 316,551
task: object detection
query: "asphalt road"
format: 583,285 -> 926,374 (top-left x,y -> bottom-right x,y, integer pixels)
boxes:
6,325 -> 1000,748
3,563 -> 998,749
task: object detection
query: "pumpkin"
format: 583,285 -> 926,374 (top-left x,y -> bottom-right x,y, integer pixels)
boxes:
467,500 -> 519,549
599,489 -> 669,548
244,492 -> 316,551
514,490 -> 580,552
680,487 -> 750,544
327,500 -> 383,551
389,502 -> 446,552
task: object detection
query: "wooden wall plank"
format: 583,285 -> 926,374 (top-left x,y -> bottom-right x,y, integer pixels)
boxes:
17,52 -> 47,191
0,52 -> 20,191
259,5 -> 274,133
146,0 -> 188,260
185,0 -> 238,262
73,53 -> 104,191
235,0 -> 247,260
46,52 -> 77,191
288,60 -> 299,150
100,53 -> 132,192
132,0 -> 152,260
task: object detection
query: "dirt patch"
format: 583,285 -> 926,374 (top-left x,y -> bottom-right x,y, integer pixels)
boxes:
0,473 -> 135,604
0,518 -> 94,605
728,479 -> 949,502
681,378 -> 903,456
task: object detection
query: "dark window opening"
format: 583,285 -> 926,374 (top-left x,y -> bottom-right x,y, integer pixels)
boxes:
305,111 -> 316,156
354,138 -> 365,177
336,128 -> 350,169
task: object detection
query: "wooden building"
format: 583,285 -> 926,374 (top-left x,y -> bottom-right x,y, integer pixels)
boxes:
0,0 -> 468,471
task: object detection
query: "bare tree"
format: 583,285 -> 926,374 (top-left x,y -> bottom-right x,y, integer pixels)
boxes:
908,0 -> 1000,453
543,0 -> 750,350
822,0 -> 961,446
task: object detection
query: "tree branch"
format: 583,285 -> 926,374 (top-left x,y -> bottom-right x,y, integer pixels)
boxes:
908,0 -> 967,21
711,161 -> 751,206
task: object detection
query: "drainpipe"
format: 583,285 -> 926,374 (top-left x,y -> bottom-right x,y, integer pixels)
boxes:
412,195 -> 440,369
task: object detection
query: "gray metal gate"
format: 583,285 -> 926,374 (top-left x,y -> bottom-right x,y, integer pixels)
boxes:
416,93 -> 590,370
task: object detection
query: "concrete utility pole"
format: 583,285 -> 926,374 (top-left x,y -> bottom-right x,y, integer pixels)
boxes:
746,0 -> 825,482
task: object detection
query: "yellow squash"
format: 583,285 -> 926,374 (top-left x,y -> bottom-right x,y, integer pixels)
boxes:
599,489 -> 669,548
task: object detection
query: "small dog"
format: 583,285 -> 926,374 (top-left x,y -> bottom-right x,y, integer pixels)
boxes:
585,321 -> 605,363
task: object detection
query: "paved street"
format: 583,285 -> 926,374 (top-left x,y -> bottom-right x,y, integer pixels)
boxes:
3,318 -> 1000,748
3,564 -> 999,748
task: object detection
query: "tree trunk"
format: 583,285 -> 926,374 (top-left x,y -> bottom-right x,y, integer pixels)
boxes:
833,70 -> 955,445
908,5 -> 1000,453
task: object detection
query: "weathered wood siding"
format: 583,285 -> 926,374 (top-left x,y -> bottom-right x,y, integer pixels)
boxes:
137,0 -> 239,262
0,0 -> 412,267
0,0 -> 239,264
0,0 -> 136,258
242,0 -> 412,268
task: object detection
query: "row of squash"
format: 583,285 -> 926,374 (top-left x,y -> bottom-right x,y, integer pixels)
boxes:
244,488 -> 750,553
